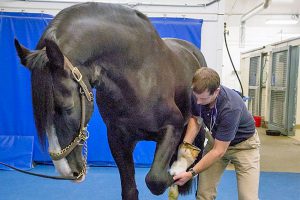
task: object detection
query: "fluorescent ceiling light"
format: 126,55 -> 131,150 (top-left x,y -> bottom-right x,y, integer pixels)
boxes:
272,0 -> 294,3
265,19 -> 299,25
278,33 -> 300,38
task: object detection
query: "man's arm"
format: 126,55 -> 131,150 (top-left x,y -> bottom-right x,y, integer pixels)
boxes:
169,116 -> 202,176
173,139 -> 230,186
183,116 -> 202,144
193,139 -> 230,173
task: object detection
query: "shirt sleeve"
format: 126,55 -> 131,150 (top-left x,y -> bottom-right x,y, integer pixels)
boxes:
214,108 -> 242,142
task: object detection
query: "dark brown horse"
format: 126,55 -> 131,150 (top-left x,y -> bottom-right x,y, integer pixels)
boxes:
14,2 -> 206,199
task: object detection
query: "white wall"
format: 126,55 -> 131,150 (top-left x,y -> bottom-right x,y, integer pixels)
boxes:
0,0 -> 224,74
222,14 -> 300,91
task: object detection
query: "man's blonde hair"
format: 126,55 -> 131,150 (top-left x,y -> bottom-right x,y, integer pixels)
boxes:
192,68 -> 220,95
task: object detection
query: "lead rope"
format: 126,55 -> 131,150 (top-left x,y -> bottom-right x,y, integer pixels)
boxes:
0,94 -> 89,180
75,92 -> 89,179
75,129 -> 89,179
83,139 -> 88,175
0,162 -> 76,180
0,52 -> 92,180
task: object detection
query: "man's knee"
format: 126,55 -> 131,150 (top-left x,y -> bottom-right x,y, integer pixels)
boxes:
238,192 -> 259,200
196,189 -> 217,200
196,180 -> 218,200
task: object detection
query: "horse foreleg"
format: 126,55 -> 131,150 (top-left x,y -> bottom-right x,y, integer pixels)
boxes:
145,124 -> 183,195
107,126 -> 138,200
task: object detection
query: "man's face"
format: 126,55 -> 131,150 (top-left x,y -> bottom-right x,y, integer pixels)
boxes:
193,88 -> 219,106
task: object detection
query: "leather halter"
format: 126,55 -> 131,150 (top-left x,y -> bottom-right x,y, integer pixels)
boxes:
49,56 -> 93,161
0,54 -> 94,180
48,56 -> 94,179
49,57 -> 94,160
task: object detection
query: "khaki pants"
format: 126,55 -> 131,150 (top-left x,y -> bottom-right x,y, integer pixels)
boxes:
196,130 -> 260,200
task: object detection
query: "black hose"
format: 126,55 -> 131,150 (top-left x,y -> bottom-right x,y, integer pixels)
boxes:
204,0 -> 221,7
224,22 -> 244,97
0,162 -> 76,180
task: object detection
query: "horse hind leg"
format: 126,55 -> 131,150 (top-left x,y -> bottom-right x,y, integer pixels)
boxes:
107,125 -> 138,200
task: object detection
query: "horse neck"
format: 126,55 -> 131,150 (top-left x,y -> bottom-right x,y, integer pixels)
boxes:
81,63 -> 102,89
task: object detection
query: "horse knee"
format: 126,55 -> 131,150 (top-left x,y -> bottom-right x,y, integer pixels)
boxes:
145,170 -> 172,195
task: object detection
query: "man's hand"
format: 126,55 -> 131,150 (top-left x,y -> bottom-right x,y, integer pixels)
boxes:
169,142 -> 200,176
173,171 -> 193,186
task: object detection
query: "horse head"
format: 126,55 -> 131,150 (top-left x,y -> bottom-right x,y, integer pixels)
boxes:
14,39 -> 94,181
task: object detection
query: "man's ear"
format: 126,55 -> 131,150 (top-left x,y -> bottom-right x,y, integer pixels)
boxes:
215,87 -> 221,96
45,39 -> 64,70
14,38 -> 31,67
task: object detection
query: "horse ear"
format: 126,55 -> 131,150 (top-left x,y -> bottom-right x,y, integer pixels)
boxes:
45,39 -> 64,70
14,39 -> 31,67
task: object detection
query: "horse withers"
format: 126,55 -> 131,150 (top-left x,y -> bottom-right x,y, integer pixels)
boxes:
14,2 -> 207,199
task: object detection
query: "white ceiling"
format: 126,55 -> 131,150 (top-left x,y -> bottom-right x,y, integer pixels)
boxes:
224,0 -> 300,27
225,0 -> 300,15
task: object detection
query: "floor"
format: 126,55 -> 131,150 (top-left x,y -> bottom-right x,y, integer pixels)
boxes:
291,129 -> 300,141
1,127 -> 300,200
1,165 -> 300,200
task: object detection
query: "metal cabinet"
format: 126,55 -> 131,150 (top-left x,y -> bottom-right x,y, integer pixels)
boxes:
268,46 -> 298,136
248,55 -> 261,116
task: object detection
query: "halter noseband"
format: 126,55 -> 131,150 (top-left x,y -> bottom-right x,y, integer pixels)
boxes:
49,56 -> 93,179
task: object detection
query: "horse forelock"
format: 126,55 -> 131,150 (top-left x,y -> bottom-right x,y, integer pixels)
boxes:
30,53 -> 54,147
26,50 -> 48,70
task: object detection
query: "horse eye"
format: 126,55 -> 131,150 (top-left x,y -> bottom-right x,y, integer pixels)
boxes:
54,106 -> 63,115
54,104 -> 73,115
63,105 -> 74,114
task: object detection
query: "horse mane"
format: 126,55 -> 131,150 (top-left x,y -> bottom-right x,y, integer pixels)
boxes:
27,50 -> 54,147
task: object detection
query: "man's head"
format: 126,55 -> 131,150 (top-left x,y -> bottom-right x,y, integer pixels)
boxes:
192,68 -> 220,106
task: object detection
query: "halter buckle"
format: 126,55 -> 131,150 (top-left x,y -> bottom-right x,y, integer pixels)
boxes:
72,67 -> 82,82
79,87 -> 85,95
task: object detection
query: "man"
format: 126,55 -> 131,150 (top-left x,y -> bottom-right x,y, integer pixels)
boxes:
171,68 -> 260,200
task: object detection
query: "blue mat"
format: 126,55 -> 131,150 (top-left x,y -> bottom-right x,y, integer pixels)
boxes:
0,166 -> 299,200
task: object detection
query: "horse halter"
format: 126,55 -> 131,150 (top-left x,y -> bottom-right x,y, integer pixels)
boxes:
49,56 -> 93,179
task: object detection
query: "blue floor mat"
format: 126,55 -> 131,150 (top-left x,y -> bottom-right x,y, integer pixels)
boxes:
0,165 -> 300,200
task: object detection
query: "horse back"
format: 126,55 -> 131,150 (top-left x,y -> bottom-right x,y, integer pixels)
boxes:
37,2 -> 162,66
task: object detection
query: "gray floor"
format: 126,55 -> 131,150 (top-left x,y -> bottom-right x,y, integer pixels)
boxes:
259,127 -> 300,173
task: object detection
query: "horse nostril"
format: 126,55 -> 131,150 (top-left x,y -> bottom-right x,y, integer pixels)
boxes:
73,171 -> 79,177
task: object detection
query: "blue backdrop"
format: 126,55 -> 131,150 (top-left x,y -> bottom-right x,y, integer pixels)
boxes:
0,11 -> 203,169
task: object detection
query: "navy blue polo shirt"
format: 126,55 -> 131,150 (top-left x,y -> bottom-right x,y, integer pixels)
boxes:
191,85 -> 255,146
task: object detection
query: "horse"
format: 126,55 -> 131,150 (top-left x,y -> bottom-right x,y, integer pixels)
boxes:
14,2 -> 207,199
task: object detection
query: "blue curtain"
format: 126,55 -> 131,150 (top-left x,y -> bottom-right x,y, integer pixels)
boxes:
0,12 -> 53,169
151,17 -> 203,48
0,136 -> 34,170
0,12 -> 203,168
